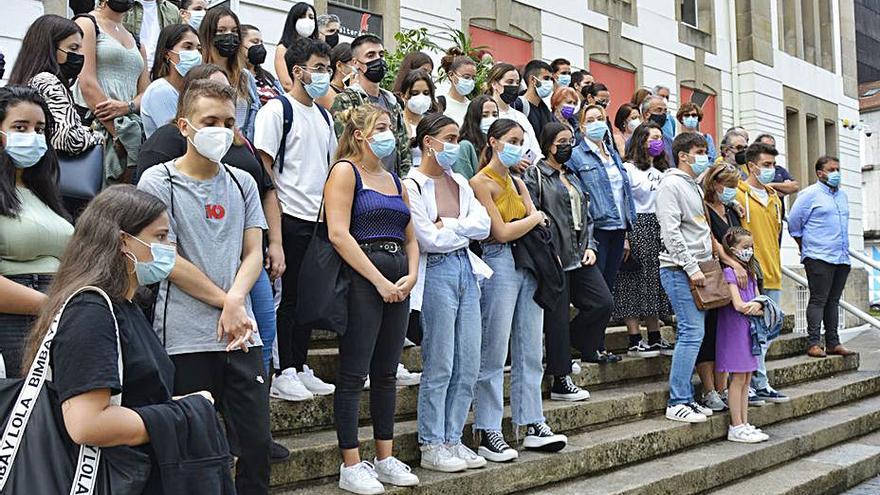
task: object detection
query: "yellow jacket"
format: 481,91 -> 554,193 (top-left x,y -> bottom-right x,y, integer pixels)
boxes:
735,180 -> 783,290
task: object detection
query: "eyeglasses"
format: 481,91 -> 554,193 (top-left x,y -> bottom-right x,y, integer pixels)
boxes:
682,113 -> 700,118
298,65 -> 334,75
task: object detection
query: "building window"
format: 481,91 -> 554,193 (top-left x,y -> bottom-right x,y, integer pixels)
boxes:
681,0 -> 698,28
333,0 -> 370,11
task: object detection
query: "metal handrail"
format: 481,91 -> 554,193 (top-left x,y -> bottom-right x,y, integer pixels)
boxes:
781,265 -> 880,330
848,248 -> 880,273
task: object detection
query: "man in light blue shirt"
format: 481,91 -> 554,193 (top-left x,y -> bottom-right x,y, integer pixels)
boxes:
787,155 -> 854,358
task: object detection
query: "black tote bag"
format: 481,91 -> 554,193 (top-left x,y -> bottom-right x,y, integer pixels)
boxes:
295,161 -> 351,334
0,286 -> 144,495
58,144 -> 104,201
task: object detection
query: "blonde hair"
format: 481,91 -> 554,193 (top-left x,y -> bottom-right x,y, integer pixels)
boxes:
334,103 -> 392,162
703,161 -> 741,202
579,103 -> 606,129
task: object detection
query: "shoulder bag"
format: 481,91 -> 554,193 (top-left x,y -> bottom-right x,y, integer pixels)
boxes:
689,203 -> 733,311
58,144 -> 104,201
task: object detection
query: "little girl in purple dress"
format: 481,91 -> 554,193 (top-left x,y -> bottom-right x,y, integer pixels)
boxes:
717,227 -> 770,444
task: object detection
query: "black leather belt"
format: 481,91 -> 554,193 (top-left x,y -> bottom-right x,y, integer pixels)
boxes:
359,240 -> 402,254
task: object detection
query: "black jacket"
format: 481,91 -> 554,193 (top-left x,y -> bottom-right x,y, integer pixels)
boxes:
523,160 -> 597,271
511,224 -> 565,310
133,396 -> 235,494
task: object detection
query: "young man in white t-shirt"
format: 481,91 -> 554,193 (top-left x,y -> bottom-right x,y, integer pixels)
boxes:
254,37 -> 338,401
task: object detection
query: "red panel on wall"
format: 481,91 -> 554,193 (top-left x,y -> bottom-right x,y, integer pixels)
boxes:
588,60 -> 636,124
680,86 -> 717,140
468,25 -> 533,67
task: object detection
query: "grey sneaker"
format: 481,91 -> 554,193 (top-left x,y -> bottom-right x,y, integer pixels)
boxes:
702,390 -> 728,412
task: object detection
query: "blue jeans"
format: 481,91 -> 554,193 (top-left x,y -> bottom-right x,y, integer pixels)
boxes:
660,268 -> 706,406
474,243 -> 545,430
250,269 -> 276,374
417,249 -> 482,445
752,289 -> 781,391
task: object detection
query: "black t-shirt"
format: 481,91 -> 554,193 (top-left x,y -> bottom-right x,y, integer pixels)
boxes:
135,123 -> 274,199
708,204 -> 742,244
51,292 -> 174,407
526,99 -> 555,140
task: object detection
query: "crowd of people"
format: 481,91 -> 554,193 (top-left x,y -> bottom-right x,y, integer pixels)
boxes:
0,1 -> 857,494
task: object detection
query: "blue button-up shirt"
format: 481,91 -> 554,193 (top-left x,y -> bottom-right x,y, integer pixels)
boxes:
787,181 -> 850,265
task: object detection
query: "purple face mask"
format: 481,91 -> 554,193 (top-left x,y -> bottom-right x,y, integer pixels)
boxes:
647,139 -> 665,157
560,103 -> 577,120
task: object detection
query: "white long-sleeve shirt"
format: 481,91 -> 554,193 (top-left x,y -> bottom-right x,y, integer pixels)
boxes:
624,162 -> 663,214
404,168 -> 493,311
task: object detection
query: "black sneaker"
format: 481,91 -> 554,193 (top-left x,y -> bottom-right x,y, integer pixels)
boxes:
651,339 -> 675,356
477,430 -> 518,462
523,422 -> 567,452
270,440 -> 290,464
627,340 -> 661,358
550,375 -> 591,401
601,350 -> 622,363
583,350 -> 620,364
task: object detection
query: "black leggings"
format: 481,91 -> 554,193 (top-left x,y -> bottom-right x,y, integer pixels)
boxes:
334,249 -> 409,449
544,265 -> 614,375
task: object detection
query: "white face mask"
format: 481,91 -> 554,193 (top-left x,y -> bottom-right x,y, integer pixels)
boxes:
406,94 -> 432,115
296,18 -> 315,38
627,117 -> 641,132
185,120 -> 234,162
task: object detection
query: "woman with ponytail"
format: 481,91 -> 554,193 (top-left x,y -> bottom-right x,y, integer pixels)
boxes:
437,48 -> 477,125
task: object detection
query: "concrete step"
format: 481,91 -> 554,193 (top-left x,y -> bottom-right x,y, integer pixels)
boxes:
271,332 -> 813,434
268,354 -> 867,490
532,382 -> 880,494
708,430 -> 880,495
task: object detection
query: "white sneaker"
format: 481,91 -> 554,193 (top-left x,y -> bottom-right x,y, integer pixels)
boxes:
373,456 -> 419,487
339,461 -> 384,495
571,360 -> 582,375
688,401 -> 714,417
270,368 -> 314,401
448,443 -> 487,469
744,423 -> 770,441
396,363 -> 421,386
419,444 -> 467,473
727,424 -> 766,443
666,403 -> 708,423
297,365 -> 335,395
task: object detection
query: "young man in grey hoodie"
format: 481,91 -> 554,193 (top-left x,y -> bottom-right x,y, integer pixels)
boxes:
656,132 -> 715,424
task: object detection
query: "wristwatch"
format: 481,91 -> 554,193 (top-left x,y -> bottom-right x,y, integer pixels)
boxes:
128,101 -> 136,114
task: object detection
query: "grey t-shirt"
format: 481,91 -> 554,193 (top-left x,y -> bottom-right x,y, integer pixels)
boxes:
138,160 -> 268,355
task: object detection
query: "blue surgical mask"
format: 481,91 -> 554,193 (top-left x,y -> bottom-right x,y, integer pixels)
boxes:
173,49 -> 202,77
430,137 -> 460,170
557,74 -> 571,87
125,233 -> 177,286
304,72 -> 331,99
720,186 -> 737,204
691,154 -> 710,175
498,142 -> 524,168
454,76 -> 475,96
826,170 -> 841,188
368,130 -> 396,159
480,117 -> 497,135
683,116 -> 699,129
757,166 -> 775,185
1,131 -> 47,168
585,121 -> 607,142
187,9 -> 205,30
535,77 -> 554,98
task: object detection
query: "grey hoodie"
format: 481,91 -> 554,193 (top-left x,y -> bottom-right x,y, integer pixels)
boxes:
656,167 -> 713,276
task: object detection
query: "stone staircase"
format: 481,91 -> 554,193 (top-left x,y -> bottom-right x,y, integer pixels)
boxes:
267,320 -> 880,494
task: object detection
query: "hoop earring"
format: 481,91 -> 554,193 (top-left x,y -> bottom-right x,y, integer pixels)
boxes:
122,251 -> 137,274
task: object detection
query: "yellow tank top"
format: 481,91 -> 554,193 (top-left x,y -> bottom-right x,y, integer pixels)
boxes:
479,166 -> 527,223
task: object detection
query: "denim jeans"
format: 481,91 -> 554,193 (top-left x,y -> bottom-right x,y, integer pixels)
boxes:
474,243 -> 545,430
417,249 -> 482,446
250,268 -> 276,374
751,289 -> 781,391
660,268 -> 706,406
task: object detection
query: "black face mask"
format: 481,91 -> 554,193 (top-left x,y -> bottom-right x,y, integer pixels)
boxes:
735,150 -> 747,165
59,51 -> 85,81
361,58 -> 387,83
553,143 -> 573,164
649,113 -> 667,127
500,84 -> 519,105
247,44 -> 267,66
214,33 -> 241,59
106,0 -> 135,13
325,33 -> 339,48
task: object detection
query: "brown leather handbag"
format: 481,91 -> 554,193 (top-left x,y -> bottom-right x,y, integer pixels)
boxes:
689,203 -> 733,310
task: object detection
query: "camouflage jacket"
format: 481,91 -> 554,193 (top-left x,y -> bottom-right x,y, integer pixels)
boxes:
330,84 -> 412,177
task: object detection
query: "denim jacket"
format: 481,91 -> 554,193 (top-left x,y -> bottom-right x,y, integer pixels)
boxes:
522,160 -> 597,271
568,136 -> 636,230
239,71 -> 261,143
